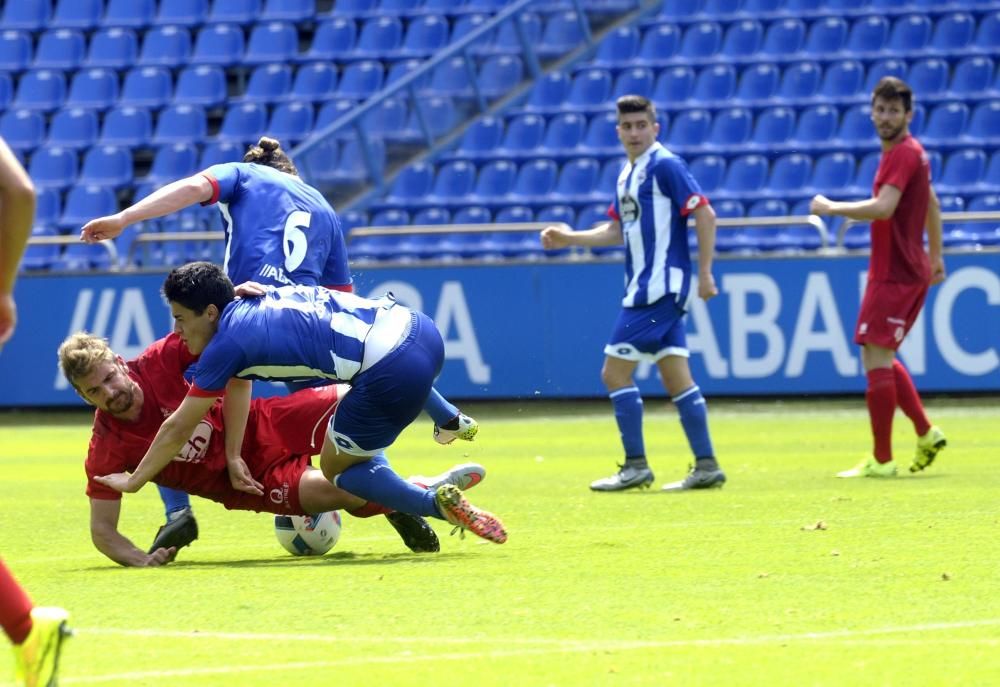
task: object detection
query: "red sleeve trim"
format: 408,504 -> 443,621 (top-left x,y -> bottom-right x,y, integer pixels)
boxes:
188,384 -> 223,399
324,283 -> 355,293
680,193 -> 709,216
200,174 -> 220,206
607,203 -> 619,222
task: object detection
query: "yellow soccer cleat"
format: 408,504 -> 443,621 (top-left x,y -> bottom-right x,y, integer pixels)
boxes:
13,606 -> 71,687
911,425 -> 947,473
837,455 -> 897,478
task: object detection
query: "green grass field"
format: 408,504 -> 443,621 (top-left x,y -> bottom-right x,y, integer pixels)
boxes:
1,398 -> 999,686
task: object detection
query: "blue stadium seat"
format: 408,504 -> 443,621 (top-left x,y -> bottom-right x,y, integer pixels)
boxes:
0,109 -> 45,153
426,160 -> 477,203
1,0 -> 51,32
722,20 -> 762,58
930,12 -> 974,52
406,99 -> 458,144
887,14 -> 931,52
761,19 -> 805,56
479,55 -> 524,99
636,23 -> 680,66
427,56 -> 472,98
768,154 -> 811,194
80,145 -> 134,188
353,16 -> 403,58
707,108 -> 752,147
521,71 -> 570,112
745,198 -> 791,252
157,0 -> 210,28
244,22 -> 298,66
120,67 -> 173,110
199,140 -> 244,167
337,60 -> 384,99
722,154 -> 768,195
950,56 -> 994,95
368,97 -> 407,139
47,107 -> 98,150
28,146 -> 78,191
216,103 -> 268,145
13,70 -> 66,112
380,0 -> 424,13
938,148 -> 986,191
0,31 -> 32,72
659,0 -> 705,18
144,143 -> 200,185
100,106 -> 153,148
339,208 -> 368,234
804,17 -> 848,55
190,24 -> 246,66
778,61 -> 821,100
153,105 -> 208,145
314,98 -> 355,138
592,26 -> 640,68
785,0 -> 823,11
864,59 -> 908,92
33,29 -> 86,70
975,12 -> 1000,51
453,206 -> 492,225
909,103 -> 926,137
837,104 -> 872,143
138,26 -> 192,68
736,63 -> 779,103
808,151 -> 855,194
576,203 -> 611,232
103,0 -> 156,28
267,102 -> 314,146
849,151 -> 879,195
385,57 -> 427,89
582,112 -> 619,157
455,115 -> 504,155
302,17 -> 357,63
967,100 -> 1000,146
820,60 -> 864,99
469,159 -> 517,202
693,64 -> 736,102
290,62 -> 339,102
690,155 -> 726,193
329,0 -> 376,14
66,69 -> 120,111
845,15 -> 888,54
208,0 -> 262,25
22,224 -> 60,271
494,205 -> 533,223
0,74 -> 11,111
963,194 -> 1000,246
412,207 -> 451,227
397,15 -> 450,59
542,112 -> 586,155
706,0 -> 745,14
667,109 -> 711,149
653,66 -> 695,104
828,0 -> 871,9
383,161 -> 435,205
679,21 -> 722,60
498,113 -> 546,155
794,104 -> 838,145
906,58 -> 948,96
551,157 -> 599,204
536,204 -> 576,226
538,11 -> 587,60
927,149 -> 942,180
84,28 -> 138,69
922,102 -> 969,145
751,106 -> 795,147
261,0 -> 317,22
239,64 -> 293,104
567,68 -> 612,108
174,65 -> 227,107
613,67 -> 654,99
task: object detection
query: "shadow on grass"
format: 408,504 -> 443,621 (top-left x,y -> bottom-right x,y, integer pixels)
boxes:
78,551 -> 473,572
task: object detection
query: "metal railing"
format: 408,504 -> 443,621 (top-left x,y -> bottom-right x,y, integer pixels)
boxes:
838,211 -> 1000,248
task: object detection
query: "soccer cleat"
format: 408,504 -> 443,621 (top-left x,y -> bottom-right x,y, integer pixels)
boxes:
660,465 -> 727,492
910,426 -> 947,473
385,512 -> 440,553
589,463 -> 654,492
433,413 -> 479,445
434,484 -> 507,544
13,606 -> 71,687
837,455 -> 897,478
410,462 -> 486,491
148,506 -> 199,554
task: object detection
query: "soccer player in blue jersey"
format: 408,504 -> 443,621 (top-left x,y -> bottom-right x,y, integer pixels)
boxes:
80,137 -> 478,540
541,95 -> 726,492
92,261 -> 507,544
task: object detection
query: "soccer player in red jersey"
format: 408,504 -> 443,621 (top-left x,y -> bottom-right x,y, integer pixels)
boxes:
58,332 -> 483,566
810,77 -> 947,478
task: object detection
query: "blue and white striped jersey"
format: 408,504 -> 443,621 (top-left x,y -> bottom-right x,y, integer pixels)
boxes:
188,285 -> 398,395
609,142 -> 708,309
201,163 -> 351,289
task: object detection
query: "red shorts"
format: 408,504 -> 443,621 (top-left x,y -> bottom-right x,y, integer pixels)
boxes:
855,279 -> 928,350
218,456 -> 313,515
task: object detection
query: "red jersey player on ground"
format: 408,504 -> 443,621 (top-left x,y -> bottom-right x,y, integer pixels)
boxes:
57,332 -> 485,566
810,76 -> 947,478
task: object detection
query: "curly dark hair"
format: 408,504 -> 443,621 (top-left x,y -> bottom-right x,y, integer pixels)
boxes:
243,136 -> 298,175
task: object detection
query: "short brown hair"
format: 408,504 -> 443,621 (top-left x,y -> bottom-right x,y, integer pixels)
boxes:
871,77 -> 913,112
58,332 -> 114,391
616,95 -> 657,122
243,136 -> 298,175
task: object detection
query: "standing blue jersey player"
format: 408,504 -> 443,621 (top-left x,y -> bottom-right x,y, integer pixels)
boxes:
80,137 -> 478,547
541,95 -> 726,492
90,262 -> 507,545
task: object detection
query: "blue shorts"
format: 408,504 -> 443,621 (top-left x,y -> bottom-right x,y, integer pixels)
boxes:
604,297 -> 688,362
327,312 -> 444,456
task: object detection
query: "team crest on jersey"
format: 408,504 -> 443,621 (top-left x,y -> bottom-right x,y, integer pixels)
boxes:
635,169 -> 646,185
620,194 -> 640,222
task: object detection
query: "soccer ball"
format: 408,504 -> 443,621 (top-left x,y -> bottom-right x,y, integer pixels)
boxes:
274,511 -> 342,556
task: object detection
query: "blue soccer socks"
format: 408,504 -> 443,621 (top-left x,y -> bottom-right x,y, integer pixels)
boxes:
673,385 -> 716,461
334,453 -> 440,518
156,485 -> 191,521
424,387 -> 460,426
610,386 -> 646,460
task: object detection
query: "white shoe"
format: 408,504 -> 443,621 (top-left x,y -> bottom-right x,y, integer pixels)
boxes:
433,413 -> 479,445
410,462 -> 485,491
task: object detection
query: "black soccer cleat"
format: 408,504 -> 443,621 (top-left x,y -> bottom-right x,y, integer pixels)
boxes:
148,507 -> 199,554
385,512 -> 440,553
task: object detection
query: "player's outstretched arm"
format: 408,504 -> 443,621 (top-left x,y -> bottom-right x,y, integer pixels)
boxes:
79,174 -> 214,243
810,185 -> 902,222
90,498 -> 176,567
541,220 -> 622,250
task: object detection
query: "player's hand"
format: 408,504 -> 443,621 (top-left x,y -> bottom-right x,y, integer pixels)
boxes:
139,546 -> 177,567
233,281 -> 267,298
540,226 -> 572,250
930,256 -> 946,285
95,472 -> 139,493
0,293 -> 16,346
698,272 -> 718,301
227,457 -> 264,496
80,213 -> 127,242
809,195 -> 833,216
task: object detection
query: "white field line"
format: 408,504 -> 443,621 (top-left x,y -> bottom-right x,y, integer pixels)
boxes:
64,619 -> 1000,684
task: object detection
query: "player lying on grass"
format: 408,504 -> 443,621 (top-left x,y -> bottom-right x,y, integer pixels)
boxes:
58,331 -> 486,567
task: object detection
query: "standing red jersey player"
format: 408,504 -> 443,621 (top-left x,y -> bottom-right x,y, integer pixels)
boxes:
811,76 -> 947,478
